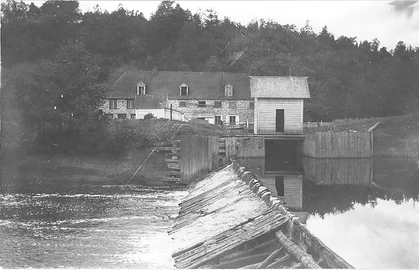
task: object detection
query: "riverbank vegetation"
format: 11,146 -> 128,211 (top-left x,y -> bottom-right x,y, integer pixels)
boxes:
1,0 -> 418,186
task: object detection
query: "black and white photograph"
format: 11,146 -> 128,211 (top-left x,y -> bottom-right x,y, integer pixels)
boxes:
1,0 -> 418,268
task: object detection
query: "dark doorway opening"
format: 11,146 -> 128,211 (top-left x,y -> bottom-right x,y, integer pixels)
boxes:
275,109 -> 284,132
275,176 -> 285,196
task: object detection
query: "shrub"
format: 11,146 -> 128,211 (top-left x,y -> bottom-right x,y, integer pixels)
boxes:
144,113 -> 154,120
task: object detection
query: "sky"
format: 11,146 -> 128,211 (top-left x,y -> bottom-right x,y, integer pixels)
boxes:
28,1 -> 419,50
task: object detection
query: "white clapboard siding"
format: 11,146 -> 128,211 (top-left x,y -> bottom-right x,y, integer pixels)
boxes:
254,175 -> 303,210
256,99 -> 303,134
284,175 -> 303,210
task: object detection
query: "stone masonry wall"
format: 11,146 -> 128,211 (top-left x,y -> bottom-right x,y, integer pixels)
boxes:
167,99 -> 254,123
100,99 -> 136,119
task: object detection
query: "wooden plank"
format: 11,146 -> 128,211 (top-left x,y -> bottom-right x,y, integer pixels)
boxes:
167,170 -> 180,177
174,212 -> 288,269
275,230 -> 321,269
163,177 -> 181,182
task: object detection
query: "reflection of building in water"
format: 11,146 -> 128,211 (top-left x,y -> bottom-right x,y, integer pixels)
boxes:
236,157 -> 308,223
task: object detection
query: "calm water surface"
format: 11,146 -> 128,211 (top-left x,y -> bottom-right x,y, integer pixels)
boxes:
0,183 -> 188,268
239,154 -> 419,269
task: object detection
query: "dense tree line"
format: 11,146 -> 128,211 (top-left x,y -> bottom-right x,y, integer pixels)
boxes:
1,0 -> 418,153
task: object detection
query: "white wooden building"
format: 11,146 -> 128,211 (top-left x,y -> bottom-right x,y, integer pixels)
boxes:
250,76 -> 310,134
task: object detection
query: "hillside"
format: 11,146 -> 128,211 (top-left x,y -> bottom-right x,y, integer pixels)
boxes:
1,119 -> 242,192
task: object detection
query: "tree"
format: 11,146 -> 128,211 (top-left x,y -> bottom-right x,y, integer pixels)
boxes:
12,41 -> 108,151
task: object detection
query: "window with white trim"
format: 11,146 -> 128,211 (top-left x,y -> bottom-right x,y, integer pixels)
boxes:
198,101 -> 206,107
109,99 -> 117,109
127,99 -> 134,109
137,82 -> 146,95
225,84 -> 233,96
215,115 -> 222,125
214,101 -> 222,108
180,83 -> 189,96
179,101 -> 186,107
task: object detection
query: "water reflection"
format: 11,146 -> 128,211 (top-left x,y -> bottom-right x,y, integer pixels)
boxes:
237,152 -> 419,268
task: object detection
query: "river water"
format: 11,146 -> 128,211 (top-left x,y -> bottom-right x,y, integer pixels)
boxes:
1,155 -> 418,269
238,153 -> 419,269
0,183 -> 188,269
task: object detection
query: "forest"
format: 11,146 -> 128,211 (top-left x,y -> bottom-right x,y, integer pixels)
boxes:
1,0 -> 419,155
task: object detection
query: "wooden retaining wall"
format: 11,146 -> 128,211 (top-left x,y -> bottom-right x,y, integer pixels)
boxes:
222,136 -> 266,159
180,135 -> 219,184
303,131 -> 373,158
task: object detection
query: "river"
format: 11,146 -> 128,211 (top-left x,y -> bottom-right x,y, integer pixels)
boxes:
1,155 -> 418,268
0,183 -> 188,268
238,155 -> 419,268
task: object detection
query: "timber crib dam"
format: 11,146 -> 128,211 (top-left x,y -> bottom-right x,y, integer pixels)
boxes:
169,161 -> 354,269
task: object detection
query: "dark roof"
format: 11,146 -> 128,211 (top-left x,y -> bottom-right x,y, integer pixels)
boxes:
134,95 -> 165,109
109,70 -> 251,100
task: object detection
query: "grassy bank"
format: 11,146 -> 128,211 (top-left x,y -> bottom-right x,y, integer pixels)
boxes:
304,113 -> 419,160
1,119 -> 236,190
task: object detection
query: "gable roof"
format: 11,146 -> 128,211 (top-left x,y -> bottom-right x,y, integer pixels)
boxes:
250,76 -> 310,99
109,70 -> 251,100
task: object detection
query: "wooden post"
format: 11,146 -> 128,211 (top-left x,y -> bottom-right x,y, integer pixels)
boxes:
256,248 -> 283,269
275,231 -> 321,269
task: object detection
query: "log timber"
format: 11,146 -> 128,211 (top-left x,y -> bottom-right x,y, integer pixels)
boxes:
170,160 -> 353,269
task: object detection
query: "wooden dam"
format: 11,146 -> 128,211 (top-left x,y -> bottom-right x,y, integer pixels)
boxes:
160,135 -> 355,269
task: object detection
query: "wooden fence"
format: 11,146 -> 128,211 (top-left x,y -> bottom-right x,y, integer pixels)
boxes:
180,135 -> 219,184
303,131 -> 373,158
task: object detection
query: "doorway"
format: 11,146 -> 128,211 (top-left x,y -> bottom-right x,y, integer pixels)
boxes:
276,109 -> 284,132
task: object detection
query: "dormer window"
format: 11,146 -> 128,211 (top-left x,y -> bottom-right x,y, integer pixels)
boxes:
180,83 -> 189,96
225,84 -> 233,96
137,82 -> 146,95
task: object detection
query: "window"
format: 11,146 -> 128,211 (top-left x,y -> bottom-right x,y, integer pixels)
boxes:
229,115 -> 236,125
109,99 -> 117,109
229,101 -> 236,109
249,101 -> 255,109
180,83 -> 189,96
214,101 -> 222,108
179,101 -> 186,107
130,114 -> 136,119
117,114 -> 126,120
127,99 -> 134,109
225,84 -> 233,96
215,116 -> 222,125
137,82 -> 146,95
198,101 -> 206,107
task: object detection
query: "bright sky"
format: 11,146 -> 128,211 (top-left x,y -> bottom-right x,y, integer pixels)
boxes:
29,1 -> 419,49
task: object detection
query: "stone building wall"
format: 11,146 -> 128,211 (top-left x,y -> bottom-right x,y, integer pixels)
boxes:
166,99 -> 254,123
100,99 -> 136,119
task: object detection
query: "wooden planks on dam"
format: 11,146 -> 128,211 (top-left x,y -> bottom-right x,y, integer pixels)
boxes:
170,161 -> 354,269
